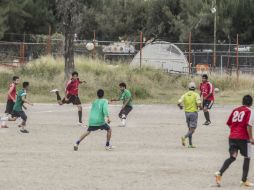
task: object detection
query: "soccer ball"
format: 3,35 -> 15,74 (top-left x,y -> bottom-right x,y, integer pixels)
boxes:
211,7 -> 216,14
86,42 -> 94,51
214,88 -> 220,93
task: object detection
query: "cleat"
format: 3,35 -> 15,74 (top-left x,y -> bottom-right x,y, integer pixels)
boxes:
105,145 -> 114,151
240,180 -> 254,187
50,89 -> 59,93
74,144 -> 78,151
188,145 -> 196,148
20,129 -> 29,133
0,116 -> 9,121
214,171 -> 222,187
203,121 -> 211,125
181,137 -> 186,146
77,122 -> 87,128
121,119 -> 126,127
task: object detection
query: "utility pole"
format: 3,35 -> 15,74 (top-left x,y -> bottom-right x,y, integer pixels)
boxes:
212,0 -> 217,69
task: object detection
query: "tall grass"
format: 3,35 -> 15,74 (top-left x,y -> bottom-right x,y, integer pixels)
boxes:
0,56 -> 254,104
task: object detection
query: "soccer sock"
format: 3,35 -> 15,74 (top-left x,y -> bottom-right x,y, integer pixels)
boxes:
76,140 -> 80,145
188,134 -> 192,145
56,91 -> 61,101
185,130 -> 192,138
106,142 -> 110,146
78,111 -> 82,123
242,157 -> 250,182
204,111 -> 210,122
219,157 -> 236,175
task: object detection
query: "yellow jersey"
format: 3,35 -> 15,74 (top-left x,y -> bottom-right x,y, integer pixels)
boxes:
178,91 -> 201,112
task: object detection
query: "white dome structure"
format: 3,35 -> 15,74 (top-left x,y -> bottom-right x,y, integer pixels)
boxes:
130,41 -> 188,73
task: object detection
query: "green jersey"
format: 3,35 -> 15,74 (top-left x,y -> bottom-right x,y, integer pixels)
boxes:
13,89 -> 27,112
178,91 -> 201,112
88,99 -> 109,126
119,89 -> 132,107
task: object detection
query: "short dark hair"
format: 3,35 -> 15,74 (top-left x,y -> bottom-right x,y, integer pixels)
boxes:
13,76 -> 19,81
119,82 -> 126,88
23,82 -> 29,88
97,89 -> 104,98
72,71 -> 78,76
242,95 -> 253,106
202,74 -> 208,79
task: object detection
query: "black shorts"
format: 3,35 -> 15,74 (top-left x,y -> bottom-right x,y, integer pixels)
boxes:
119,105 -> 133,119
229,138 -> 251,158
5,100 -> 15,114
12,111 -> 27,121
62,95 -> 81,105
88,123 -> 111,132
203,100 -> 213,109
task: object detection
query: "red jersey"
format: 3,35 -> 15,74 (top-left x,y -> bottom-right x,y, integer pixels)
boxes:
227,106 -> 254,140
200,82 -> 214,101
7,82 -> 16,101
65,78 -> 81,96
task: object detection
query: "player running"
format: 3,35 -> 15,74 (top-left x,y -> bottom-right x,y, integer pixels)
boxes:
50,71 -> 86,126
11,82 -> 33,133
214,95 -> 254,187
199,74 -> 214,125
74,89 -> 113,151
0,76 -> 20,128
178,82 -> 202,148
111,82 -> 133,127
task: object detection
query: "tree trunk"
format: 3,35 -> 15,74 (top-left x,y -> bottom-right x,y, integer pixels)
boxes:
64,11 -> 75,79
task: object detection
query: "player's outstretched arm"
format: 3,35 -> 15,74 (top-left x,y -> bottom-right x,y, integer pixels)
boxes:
177,95 -> 184,110
177,103 -> 183,110
110,98 -> 120,102
122,98 -> 130,109
21,96 -> 33,106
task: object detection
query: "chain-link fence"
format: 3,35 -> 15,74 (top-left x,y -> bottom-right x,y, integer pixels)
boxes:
1,33 -> 254,74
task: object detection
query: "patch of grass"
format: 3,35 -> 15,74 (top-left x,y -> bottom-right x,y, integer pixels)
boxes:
0,56 -> 254,105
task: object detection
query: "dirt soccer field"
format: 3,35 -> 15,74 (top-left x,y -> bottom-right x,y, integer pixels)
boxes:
0,104 -> 253,190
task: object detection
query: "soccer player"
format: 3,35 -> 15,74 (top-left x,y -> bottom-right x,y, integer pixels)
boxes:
199,74 -> 214,125
50,71 -> 86,126
214,95 -> 254,187
74,89 -> 112,151
111,82 -> 132,127
0,76 -> 20,128
178,82 -> 202,148
12,82 -> 33,133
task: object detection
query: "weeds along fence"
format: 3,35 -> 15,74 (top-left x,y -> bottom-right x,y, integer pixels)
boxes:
1,33 -> 254,75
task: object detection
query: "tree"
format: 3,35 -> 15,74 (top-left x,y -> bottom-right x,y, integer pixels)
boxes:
1,0 -> 31,37
23,0 -> 56,34
56,0 -> 82,78
0,6 -> 8,39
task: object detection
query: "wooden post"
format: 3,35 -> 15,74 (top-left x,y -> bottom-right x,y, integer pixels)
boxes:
140,31 -> 143,69
47,25 -> 52,55
19,43 -> 23,65
236,34 -> 239,80
188,32 -> 192,74
19,33 -> 25,65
